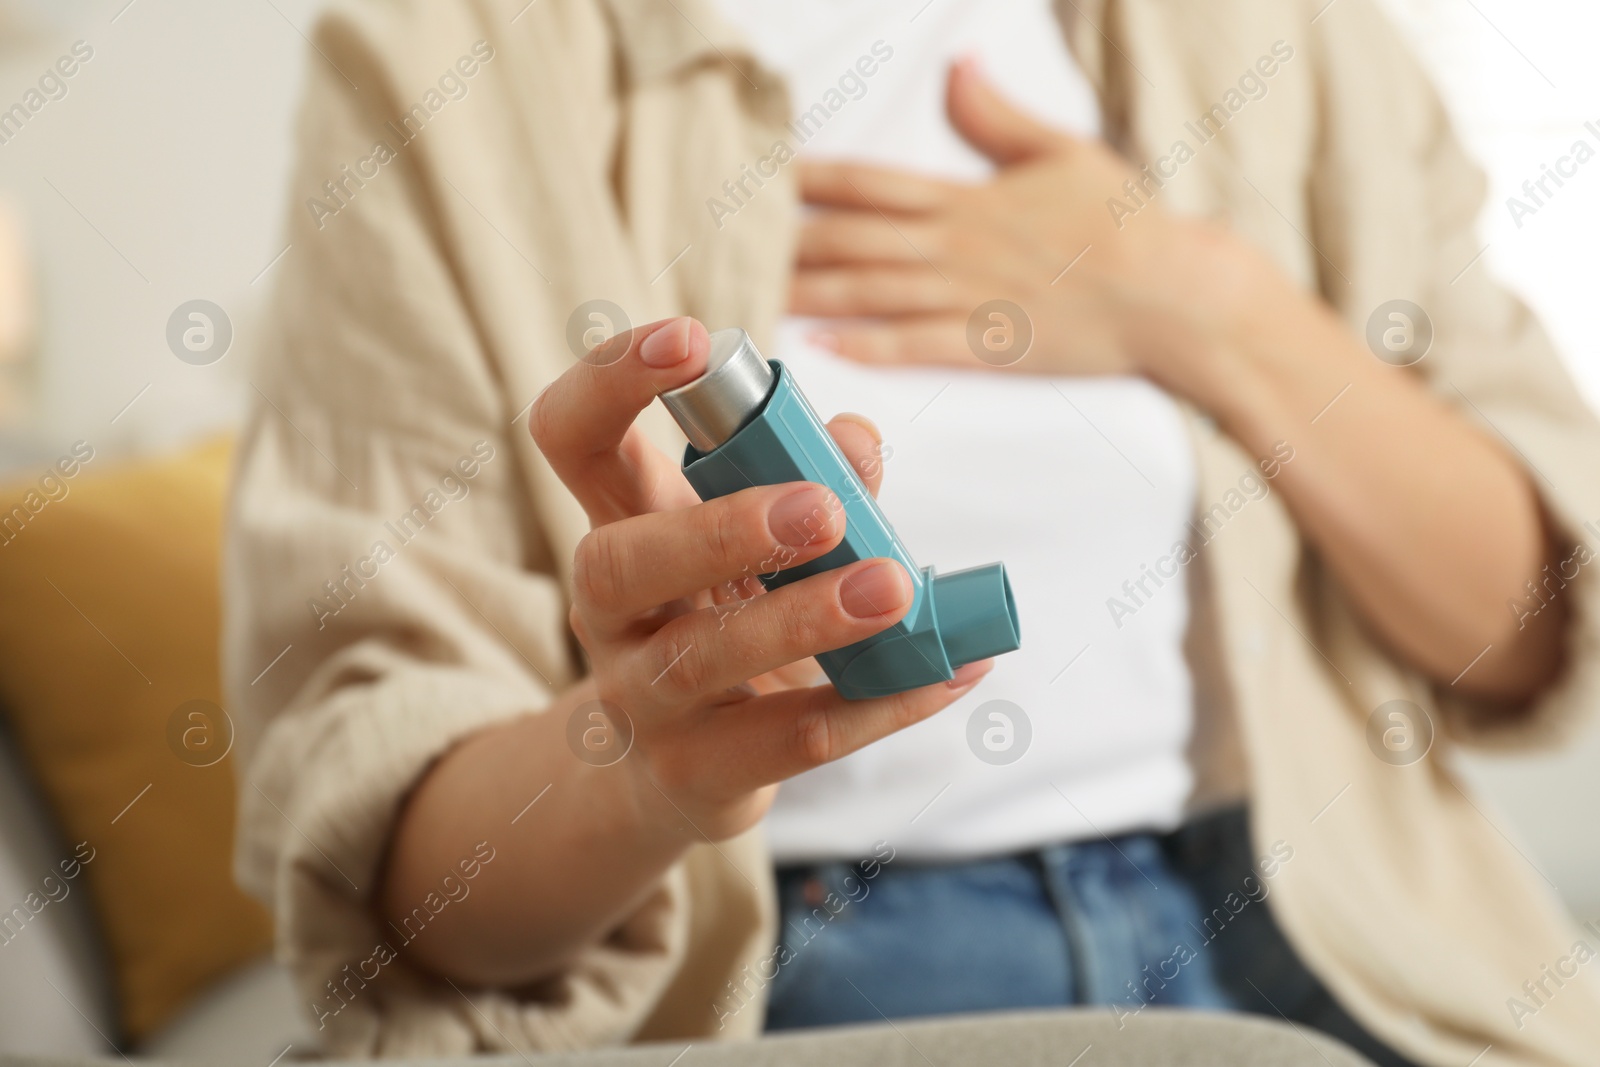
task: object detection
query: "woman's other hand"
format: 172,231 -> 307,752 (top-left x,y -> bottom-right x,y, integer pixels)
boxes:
790,60 -> 1563,708
790,56 -> 1259,407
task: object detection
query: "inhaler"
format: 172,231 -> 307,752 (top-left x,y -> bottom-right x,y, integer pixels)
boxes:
658,328 -> 1021,701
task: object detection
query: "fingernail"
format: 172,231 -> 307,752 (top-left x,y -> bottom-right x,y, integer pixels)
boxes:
808,331 -> 841,352
640,319 -> 691,368
833,412 -> 882,446
769,485 -> 841,548
948,658 -> 995,690
839,559 -> 910,619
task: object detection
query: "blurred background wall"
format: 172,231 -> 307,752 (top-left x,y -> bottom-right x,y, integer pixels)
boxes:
0,0 -> 319,458
0,0 -> 1593,916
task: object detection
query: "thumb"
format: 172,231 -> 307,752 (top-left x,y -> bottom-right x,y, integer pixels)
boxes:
946,56 -> 1069,166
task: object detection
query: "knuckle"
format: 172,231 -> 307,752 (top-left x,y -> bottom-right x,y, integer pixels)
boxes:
809,223 -> 844,261
787,276 -> 816,312
803,274 -> 839,311
850,233 -> 883,262
792,701 -> 840,767
527,390 -> 562,453
591,329 -> 629,364
945,225 -> 982,262
911,222 -> 945,260
863,273 -> 895,307
702,496 -> 754,568
774,587 -> 831,648
572,529 -> 625,610
654,634 -> 710,697
819,229 -> 849,263
914,276 -> 948,311
641,745 -> 691,795
887,690 -> 930,731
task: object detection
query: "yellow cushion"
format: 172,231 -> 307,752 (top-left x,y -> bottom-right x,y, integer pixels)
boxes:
0,437 -> 270,1041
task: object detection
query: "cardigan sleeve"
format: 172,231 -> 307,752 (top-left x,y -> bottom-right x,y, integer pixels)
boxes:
1306,0 -> 1600,747
222,0 -> 696,1053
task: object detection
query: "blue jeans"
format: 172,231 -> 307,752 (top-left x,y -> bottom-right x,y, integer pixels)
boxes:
765,808 -> 1413,1067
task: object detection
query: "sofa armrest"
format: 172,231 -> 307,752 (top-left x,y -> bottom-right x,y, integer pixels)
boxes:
0,720 -> 117,1057
3,1007 -> 1375,1066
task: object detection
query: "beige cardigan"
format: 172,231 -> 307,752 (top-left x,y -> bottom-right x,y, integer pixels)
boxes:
224,0 -> 1600,1063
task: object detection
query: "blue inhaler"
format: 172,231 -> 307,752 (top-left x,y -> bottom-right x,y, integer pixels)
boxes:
659,328 -> 1021,701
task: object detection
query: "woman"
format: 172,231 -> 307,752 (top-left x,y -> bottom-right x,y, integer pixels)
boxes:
225,0 -> 1600,1064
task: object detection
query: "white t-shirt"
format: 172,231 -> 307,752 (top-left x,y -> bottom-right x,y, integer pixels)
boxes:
712,0 -> 1199,862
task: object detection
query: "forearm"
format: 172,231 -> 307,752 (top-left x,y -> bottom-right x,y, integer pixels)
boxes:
1171,257 -> 1564,703
378,678 -> 688,987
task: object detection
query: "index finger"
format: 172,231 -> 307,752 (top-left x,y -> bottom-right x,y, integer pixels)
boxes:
530,317 -> 710,525
799,161 -> 955,214
826,413 -> 885,498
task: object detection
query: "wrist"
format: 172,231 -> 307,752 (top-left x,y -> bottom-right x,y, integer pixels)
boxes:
1132,225 -> 1331,440
534,677 -> 692,851
1152,218 -> 1271,334
1184,266 -> 1381,465
1115,221 -> 1270,401
618,753 -> 698,846
1197,337 -> 1300,456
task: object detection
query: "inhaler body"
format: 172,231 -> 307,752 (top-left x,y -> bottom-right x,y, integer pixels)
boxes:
659,328 -> 1020,701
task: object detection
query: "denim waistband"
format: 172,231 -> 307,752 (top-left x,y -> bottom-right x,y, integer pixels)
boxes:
760,807 -> 1413,1067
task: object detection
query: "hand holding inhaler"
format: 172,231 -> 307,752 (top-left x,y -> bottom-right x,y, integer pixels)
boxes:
660,328 -> 1021,699
528,317 -> 1012,841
